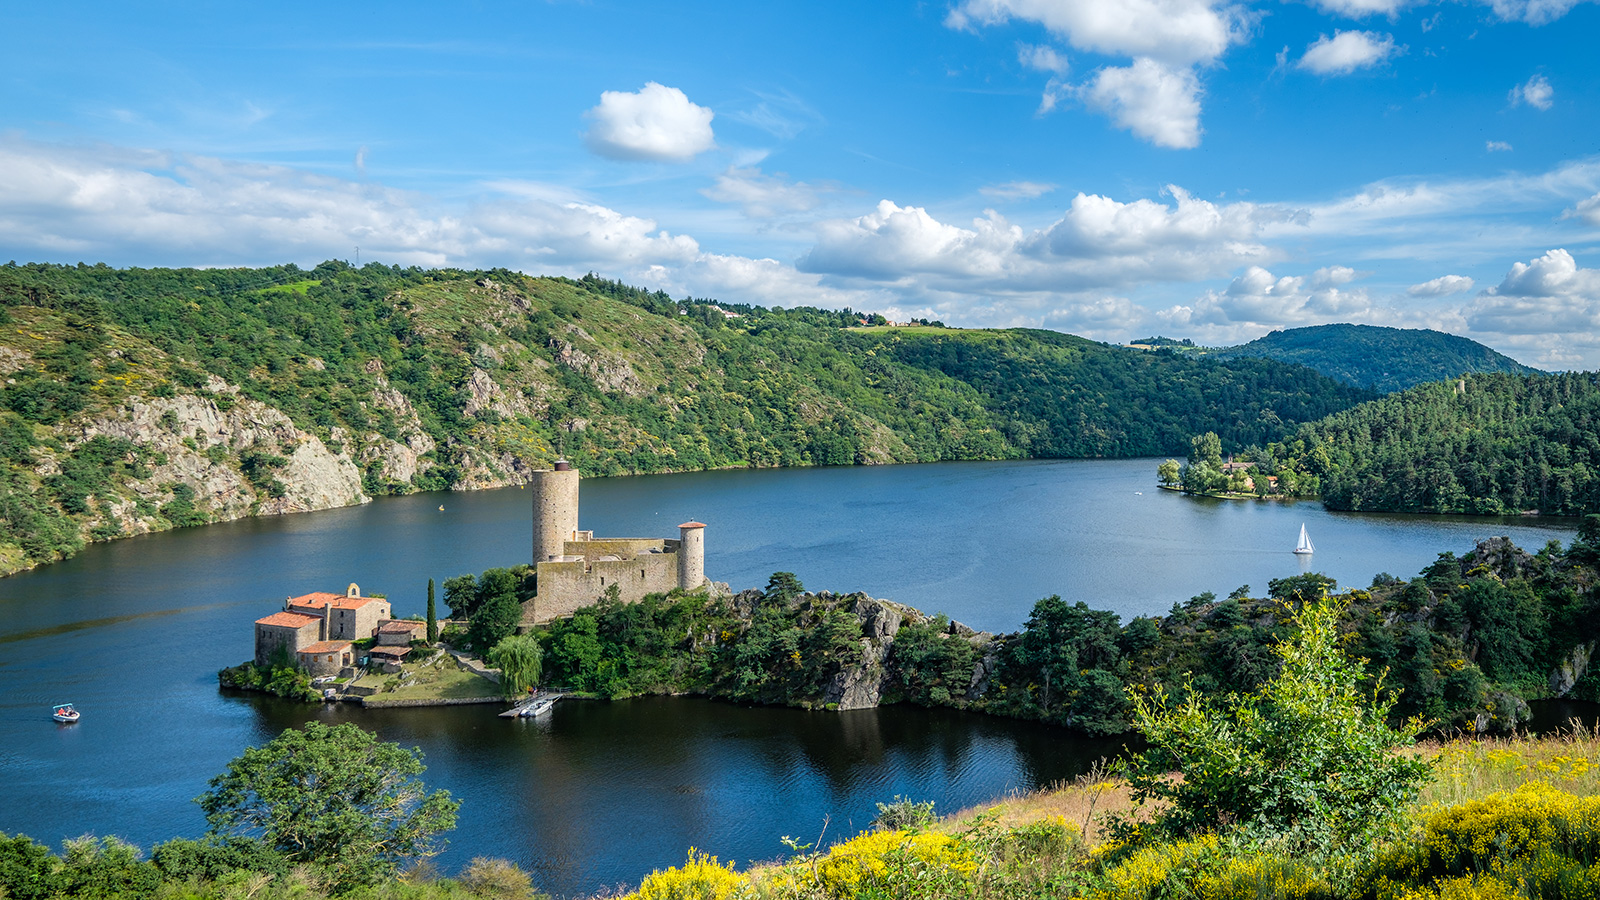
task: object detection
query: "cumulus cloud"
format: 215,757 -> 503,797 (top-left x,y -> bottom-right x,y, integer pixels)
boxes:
980,181 -> 1057,200
1484,0 -> 1593,25
1509,74 -> 1554,110
583,82 -> 715,162
1081,58 -> 1203,148
1464,249 -> 1600,336
700,167 -> 825,218
1409,274 -> 1475,296
797,186 -> 1287,292
0,137 -> 699,270
947,0 -> 1249,66
1298,31 -> 1401,75
1161,265 -> 1375,333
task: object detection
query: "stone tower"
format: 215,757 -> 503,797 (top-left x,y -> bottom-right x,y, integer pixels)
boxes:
678,521 -> 706,590
531,461 -> 580,563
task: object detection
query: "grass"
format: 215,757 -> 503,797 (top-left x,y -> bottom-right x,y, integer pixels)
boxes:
347,651 -> 503,703
1417,721 -> 1600,809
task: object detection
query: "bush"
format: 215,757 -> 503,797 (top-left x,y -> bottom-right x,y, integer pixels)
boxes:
1113,596 -> 1433,854
629,849 -> 741,900
872,796 -> 937,831
459,856 -> 536,898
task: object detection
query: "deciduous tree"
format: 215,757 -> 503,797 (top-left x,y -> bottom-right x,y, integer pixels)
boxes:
196,722 -> 459,888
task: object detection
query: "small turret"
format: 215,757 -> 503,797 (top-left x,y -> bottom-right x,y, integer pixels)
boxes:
678,522 -> 706,590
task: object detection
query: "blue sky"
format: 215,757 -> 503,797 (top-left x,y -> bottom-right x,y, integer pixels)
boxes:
3,1 -> 1599,366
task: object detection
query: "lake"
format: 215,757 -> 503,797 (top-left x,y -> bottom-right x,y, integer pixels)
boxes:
0,458 -> 1580,895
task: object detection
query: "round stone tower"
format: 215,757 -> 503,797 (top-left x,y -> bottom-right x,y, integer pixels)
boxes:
677,521 -> 706,590
531,461 -> 580,563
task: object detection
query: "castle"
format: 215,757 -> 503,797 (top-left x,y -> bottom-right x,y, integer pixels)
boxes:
524,460 -> 709,624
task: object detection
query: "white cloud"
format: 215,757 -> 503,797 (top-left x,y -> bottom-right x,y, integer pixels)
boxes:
1305,0 -> 1412,15
797,186 -> 1286,291
1463,249 -> 1600,337
1487,141 -> 1514,152
1298,31 -> 1401,75
700,167 -> 824,218
947,0 -> 1249,66
1161,265 -> 1375,334
1509,74 -> 1554,111
1018,43 -> 1070,74
1313,265 -> 1360,285
1081,59 -> 1203,149
0,137 -> 699,270
1566,191 -> 1600,226
1484,0 -> 1593,25
1408,275 -> 1475,296
583,82 -> 715,162
980,181 -> 1057,200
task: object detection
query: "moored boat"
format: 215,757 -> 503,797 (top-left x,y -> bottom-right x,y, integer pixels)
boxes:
51,703 -> 79,723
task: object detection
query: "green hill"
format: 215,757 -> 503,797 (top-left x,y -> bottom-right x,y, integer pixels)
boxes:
0,261 -> 1370,574
1245,371 -> 1600,515
1208,323 -> 1540,393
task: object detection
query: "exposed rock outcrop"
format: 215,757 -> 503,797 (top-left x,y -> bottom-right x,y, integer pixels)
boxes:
74,387 -> 368,536
733,589 -> 994,712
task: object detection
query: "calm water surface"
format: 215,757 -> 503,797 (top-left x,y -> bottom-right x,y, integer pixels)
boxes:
0,458 -> 1578,895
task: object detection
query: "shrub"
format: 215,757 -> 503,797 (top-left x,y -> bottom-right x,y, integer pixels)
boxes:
459,856 -> 536,898
1113,595 -> 1433,854
629,849 -> 741,900
1361,783 -> 1600,898
871,796 -> 936,832
812,829 -> 975,899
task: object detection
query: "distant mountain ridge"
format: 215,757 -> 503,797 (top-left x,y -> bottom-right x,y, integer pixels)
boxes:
1207,324 -> 1541,393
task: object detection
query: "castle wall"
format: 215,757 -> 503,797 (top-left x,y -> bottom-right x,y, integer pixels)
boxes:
563,538 -> 675,560
526,548 -> 682,624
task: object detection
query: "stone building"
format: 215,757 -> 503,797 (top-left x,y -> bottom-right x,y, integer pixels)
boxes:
253,610 -> 323,666
524,461 -> 710,624
285,584 -> 391,641
296,640 -> 354,676
376,620 -> 425,646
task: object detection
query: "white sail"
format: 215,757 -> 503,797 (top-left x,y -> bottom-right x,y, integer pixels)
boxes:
1294,523 -> 1314,555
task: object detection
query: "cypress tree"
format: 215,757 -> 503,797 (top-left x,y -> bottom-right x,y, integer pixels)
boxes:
426,578 -> 438,644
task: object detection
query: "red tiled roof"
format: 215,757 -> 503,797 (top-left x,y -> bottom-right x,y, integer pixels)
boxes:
255,611 -> 322,629
288,592 -> 388,611
679,521 -> 706,528
369,646 -> 411,659
298,641 -> 352,655
378,621 -> 423,633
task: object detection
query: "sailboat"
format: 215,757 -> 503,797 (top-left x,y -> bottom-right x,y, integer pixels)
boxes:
1294,523 -> 1315,555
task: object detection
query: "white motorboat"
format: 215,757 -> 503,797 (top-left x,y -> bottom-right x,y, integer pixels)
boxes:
51,703 -> 79,723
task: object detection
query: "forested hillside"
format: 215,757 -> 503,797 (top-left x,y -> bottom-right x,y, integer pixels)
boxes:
1207,323 -> 1540,393
0,261 -> 1369,574
1248,372 -> 1600,515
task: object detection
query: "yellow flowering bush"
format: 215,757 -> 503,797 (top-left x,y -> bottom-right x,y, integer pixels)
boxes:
795,829 -> 975,899
1363,783 -> 1600,899
629,849 -> 744,900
